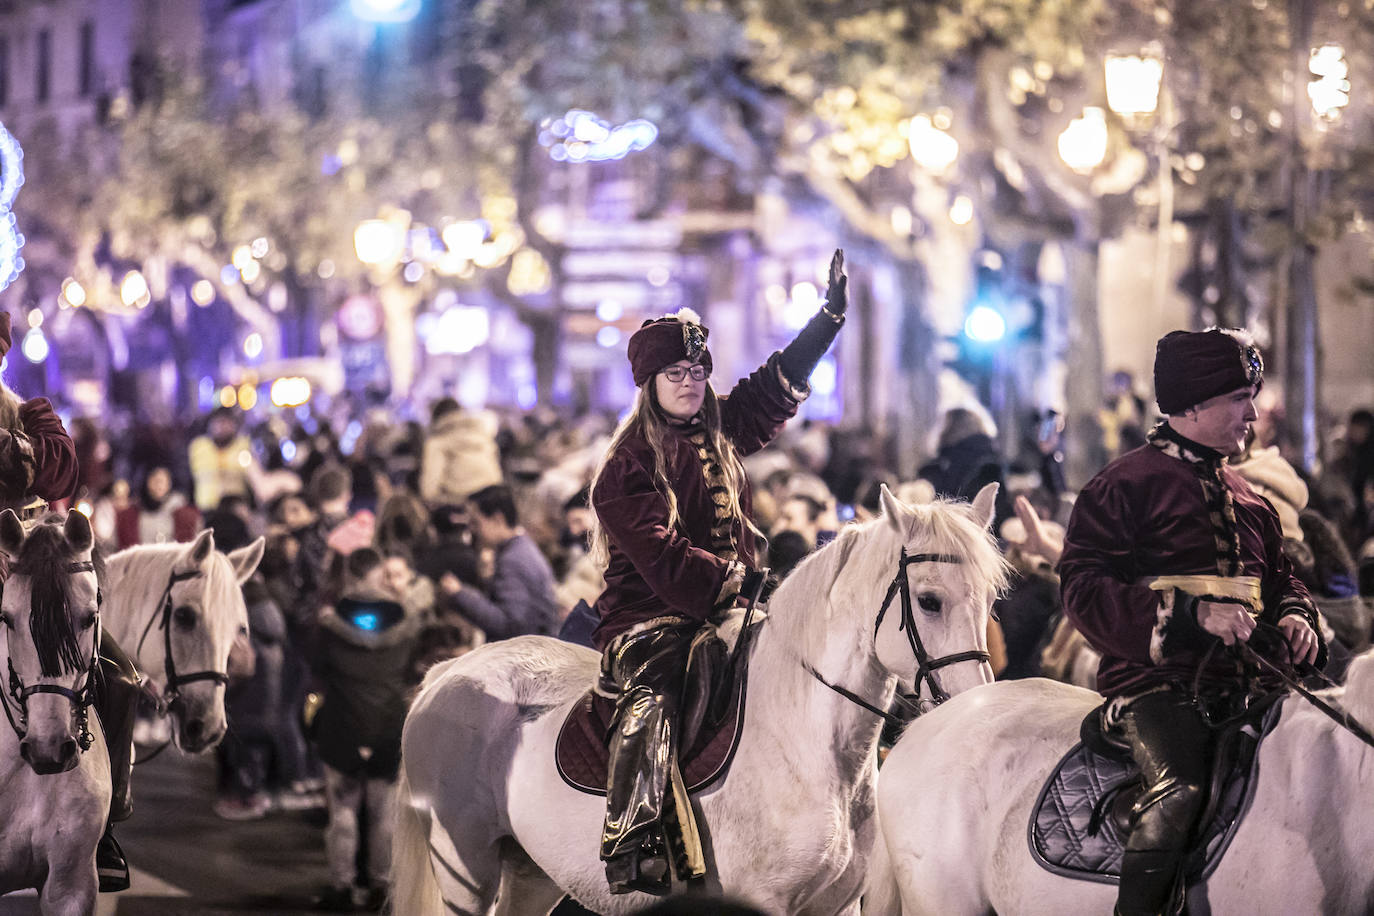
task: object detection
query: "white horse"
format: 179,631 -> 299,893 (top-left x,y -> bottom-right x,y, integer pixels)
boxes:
392,484 -> 1008,916
873,657 -> 1374,916
103,528 -> 263,752
0,510 -> 109,915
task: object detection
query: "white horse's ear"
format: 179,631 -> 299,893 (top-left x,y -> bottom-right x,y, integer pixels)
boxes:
227,537 -> 266,585
186,528 -> 216,566
63,509 -> 94,553
0,509 -> 24,557
879,484 -> 912,533
970,483 -> 999,531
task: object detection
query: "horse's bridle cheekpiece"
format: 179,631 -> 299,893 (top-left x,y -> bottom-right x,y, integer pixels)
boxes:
2,560 -> 101,752
805,547 -> 991,727
135,566 -> 228,713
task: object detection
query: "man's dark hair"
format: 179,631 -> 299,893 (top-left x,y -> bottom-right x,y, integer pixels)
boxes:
563,485 -> 591,515
468,484 -> 518,526
268,491 -> 314,525
202,509 -> 252,552
310,464 -> 352,505
345,547 -> 384,582
431,396 -> 461,424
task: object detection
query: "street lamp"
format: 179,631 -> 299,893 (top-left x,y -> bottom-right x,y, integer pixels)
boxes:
1104,52 -> 1163,118
1057,107 -> 1108,174
1309,44 -> 1350,120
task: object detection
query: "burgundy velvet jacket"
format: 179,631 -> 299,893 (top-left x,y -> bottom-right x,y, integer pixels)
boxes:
590,358 -> 802,651
1058,432 -> 1317,698
20,398 -> 80,503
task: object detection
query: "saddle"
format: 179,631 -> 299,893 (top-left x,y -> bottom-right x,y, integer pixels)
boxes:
1029,694 -> 1285,884
555,621 -> 755,796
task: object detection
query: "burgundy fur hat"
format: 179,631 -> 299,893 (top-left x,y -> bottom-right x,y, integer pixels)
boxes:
627,308 -> 713,387
0,311 -> 10,359
1153,327 -> 1264,415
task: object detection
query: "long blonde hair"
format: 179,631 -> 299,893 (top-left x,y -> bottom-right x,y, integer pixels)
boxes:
588,383 -> 764,568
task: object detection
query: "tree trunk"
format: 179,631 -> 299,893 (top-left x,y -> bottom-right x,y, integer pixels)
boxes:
894,259 -> 938,480
1063,235 -> 1106,488
1283,0 -> 1321,471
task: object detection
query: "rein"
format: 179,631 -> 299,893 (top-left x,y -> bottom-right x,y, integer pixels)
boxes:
806,547 -> 991,727
2,560 -> 101,752
133,567 -> 226,715
1237,639 -> 1374,752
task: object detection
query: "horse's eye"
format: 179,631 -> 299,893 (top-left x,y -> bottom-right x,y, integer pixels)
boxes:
917,593 -> 943,615
173,605 -> 199,630
0,612 -> 10,629
81,612 -> 97,631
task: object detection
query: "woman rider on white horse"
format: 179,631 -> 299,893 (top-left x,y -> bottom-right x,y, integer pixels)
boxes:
0,311 -> 141,893
587,251 -> 848,895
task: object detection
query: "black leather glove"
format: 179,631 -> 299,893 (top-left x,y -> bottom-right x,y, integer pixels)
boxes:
740,568 -> 777,606
823,249 -> 847,317
779,249 -> 846,388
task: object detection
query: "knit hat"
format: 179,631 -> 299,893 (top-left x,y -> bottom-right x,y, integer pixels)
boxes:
627,309 -> 712,387
1153,328 -> 1264,415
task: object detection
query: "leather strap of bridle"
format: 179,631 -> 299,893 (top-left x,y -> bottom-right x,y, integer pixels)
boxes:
135,567 -> 228,704
808,547 -> 990,724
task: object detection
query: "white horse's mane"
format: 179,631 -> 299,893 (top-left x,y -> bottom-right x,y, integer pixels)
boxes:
766,496 -> 1010,668
1338,650 -> 1374,739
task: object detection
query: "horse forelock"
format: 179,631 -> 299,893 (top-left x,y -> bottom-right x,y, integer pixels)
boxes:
8,522 -> 97,677
909,498 -> 1012,601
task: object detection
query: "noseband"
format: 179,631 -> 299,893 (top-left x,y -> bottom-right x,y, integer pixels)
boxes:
806,547 -> 992,727
2,560 -> 101,752
135,567 -> 228,712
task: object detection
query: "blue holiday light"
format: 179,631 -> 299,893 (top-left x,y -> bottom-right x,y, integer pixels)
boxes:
0,122 -> 26,293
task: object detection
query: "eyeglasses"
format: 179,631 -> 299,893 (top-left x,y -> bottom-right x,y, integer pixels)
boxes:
661,365 -> 708,383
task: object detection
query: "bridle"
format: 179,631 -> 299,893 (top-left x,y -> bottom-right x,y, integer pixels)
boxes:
134,567 -> 227,713
805,547 -> 991,727
2,560 -> 101,752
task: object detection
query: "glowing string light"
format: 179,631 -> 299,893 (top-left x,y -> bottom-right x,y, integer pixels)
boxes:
0,122 -> 26,292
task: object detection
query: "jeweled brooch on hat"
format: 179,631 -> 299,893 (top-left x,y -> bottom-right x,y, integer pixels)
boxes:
1243,345 -> 1263,386
683,321 -> 706,362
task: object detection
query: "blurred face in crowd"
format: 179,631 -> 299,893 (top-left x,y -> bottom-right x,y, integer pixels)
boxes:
468,506 -> 513,549
1171,386 -> 1259,457
774,496 -> 821,547
564,506 -> 594,540
654,360 -> 708,421
209,415 -> 239,446
146,467 -> 172,503
278,495 -> 316,532
382,556 -> 413,598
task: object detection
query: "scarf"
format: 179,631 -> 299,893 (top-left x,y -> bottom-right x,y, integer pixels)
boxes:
1147,421 -> 1241,577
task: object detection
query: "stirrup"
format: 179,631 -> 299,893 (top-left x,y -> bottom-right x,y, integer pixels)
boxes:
97,827 -> 131,893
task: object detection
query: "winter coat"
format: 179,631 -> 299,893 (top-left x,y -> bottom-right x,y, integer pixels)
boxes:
591,357 -> 803,650
1058,429 -> 1320,697
0,398 -> 79,511
1230,445 -> 1309,542
419,410 -> 503,508
310,592 -> 423,779
917,433 -> 1013,530
447,533 -> 559,641
114,494 -> 201,549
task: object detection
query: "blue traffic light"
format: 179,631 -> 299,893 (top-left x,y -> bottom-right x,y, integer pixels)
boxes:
963,305 -> 1006,343
350,0 -> 420,23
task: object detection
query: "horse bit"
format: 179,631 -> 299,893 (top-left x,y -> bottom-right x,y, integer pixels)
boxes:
2,561 -> 101,751
134,567 -> 229,714
805,547 -> 990,727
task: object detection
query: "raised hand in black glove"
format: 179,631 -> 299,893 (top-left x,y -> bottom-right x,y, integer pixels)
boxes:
779,248 -> 847,388
823,249 -> 847,317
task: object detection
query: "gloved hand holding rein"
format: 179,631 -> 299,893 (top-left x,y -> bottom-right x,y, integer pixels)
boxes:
779,249 -> 847,389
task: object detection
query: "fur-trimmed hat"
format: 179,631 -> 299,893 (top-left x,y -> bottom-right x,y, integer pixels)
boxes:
626,308 -> 713,387
1153,328 -> 1264,415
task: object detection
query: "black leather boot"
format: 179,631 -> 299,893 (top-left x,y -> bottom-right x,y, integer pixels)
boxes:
97,826 -> 130,892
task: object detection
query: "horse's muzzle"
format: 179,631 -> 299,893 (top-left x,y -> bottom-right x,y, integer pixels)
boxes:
20,735 -> 80,774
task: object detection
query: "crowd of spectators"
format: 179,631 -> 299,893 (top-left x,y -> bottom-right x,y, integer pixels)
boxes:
37,372 -> 1374,911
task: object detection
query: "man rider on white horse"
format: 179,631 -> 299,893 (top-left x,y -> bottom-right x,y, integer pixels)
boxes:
587,252 -> 847,895
1058,328 -> 1324,916
0,311 -> 142,893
